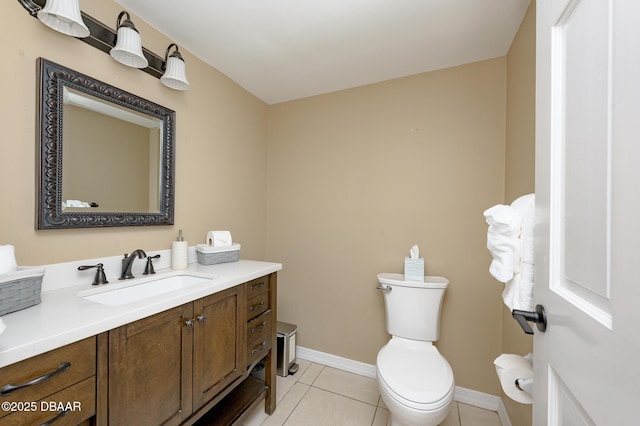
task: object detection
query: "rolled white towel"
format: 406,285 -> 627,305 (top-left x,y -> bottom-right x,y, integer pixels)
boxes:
511,194 -> 535,265
0,244 -> 18,275
206,230 -> 233,247
503,262 -> 535,311
484,205 -> 523,283
491,193 -> 536,311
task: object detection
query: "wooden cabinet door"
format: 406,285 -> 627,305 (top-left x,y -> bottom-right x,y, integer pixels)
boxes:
193,285 -> 246,409
108,304 -> 194,426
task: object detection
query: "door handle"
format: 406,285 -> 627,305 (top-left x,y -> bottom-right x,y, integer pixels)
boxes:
512,304 -> 547,334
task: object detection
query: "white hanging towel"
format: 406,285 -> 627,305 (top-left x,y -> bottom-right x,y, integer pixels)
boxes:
484,205 -> 523,283
484,194 -> 535,311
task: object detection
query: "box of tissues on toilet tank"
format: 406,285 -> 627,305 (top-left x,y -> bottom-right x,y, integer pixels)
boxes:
404,245 -> 424,282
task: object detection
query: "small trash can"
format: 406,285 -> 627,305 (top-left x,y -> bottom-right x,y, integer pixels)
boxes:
277,321 -> 299,377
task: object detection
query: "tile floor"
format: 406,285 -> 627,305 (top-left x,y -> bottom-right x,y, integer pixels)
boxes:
240,360 -> 502,426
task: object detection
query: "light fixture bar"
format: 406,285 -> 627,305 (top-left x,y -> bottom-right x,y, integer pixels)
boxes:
18,0 -> 164,79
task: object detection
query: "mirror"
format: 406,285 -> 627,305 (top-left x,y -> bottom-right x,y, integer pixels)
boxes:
36,58 -> 175,229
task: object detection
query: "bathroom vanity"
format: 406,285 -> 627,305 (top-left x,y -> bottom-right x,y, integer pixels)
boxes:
0,259 -> 280,425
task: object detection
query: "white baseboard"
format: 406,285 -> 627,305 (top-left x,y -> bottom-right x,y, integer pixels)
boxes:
454,386 -> 501,411
296,346 -> 377,378
453,386 -> 511,425
296,345 -> 511,426
497,398 -> 512,426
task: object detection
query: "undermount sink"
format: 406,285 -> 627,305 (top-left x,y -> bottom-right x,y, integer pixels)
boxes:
82,274 -> 213,306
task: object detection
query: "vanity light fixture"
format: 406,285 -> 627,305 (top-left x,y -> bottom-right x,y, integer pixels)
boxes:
110,11 -> 148,69
36,0 -> 89,38
160,44 -> 190,91
19,0 -> 188,88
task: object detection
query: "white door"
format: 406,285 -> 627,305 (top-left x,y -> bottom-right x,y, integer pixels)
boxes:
535,0 -> 640,425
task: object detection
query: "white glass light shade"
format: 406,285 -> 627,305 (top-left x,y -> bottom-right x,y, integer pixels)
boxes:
37,0 -> 90,38
110,26 -> 148,69
161,55 -> 190,91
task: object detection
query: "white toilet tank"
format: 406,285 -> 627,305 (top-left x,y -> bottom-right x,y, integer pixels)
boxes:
377,273 -> 449,341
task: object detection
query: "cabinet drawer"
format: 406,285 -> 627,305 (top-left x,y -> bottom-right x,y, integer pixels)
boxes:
247,292 -> 269,319
0,376 -> 96,426
247,337 -> 272,366
247,310 -> 272,345
245,276 -> 269,299
0,337 -> 96,409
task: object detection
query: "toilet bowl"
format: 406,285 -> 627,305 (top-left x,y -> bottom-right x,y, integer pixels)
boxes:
376,273 -> 455,426
376,337 -> 454,426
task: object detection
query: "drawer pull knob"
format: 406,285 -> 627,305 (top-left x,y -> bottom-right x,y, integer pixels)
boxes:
249,301 -> 265,312
185,319 -> 195,329
41,409 -> 71,426
251,342 -> 266,354
197,314 -> 207,324
1,362 -> 71,396
250,282 -> 266,291
251,321 -> 267,333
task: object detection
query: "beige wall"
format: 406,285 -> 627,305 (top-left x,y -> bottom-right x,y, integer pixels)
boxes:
1,1 -> 269,265
267,58 -> 508,394
503,2 -> 536,425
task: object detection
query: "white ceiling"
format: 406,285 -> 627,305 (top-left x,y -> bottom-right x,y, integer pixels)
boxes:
115,0 -> 531,105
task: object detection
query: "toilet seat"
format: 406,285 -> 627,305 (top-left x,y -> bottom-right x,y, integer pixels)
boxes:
377,338 -> 454,411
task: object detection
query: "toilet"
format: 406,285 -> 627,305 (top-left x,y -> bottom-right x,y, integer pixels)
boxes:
376,273 -> 455,426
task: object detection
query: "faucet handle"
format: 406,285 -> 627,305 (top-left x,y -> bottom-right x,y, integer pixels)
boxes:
78,263 -> 109,285
144,254 -> 161,275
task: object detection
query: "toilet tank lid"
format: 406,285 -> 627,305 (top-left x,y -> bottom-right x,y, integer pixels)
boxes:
377,273 -> 448,289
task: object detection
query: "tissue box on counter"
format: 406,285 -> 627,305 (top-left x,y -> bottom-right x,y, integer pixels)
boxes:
404,257 -> 424,282
0,266 -> 45,316
196,244 -> 241,265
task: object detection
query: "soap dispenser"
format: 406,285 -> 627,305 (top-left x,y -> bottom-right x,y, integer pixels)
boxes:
171,230 -> 188,270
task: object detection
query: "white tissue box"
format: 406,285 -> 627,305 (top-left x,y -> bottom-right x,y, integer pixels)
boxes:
404,257 -> 424,282
196,243 -> 241,265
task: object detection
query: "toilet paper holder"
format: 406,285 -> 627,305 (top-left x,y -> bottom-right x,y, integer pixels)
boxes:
495,353 -> 534,404
515,377 -> 533,395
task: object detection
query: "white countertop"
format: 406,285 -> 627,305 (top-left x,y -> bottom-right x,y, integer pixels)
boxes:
0,259 -> 281,368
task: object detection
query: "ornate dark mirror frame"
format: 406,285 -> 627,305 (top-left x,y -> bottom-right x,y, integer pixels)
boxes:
36,58 -> 175,229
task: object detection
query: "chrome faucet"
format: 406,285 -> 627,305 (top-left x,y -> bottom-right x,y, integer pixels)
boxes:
120,249 -> 147,280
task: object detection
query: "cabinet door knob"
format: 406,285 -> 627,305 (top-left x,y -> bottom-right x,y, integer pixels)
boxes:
185,319 -> 195,329
197,314 -> 207,324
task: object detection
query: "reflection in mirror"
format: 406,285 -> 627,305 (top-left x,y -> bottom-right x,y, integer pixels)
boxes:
36,58 -> 175,229
62,87 -> 161,213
